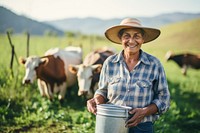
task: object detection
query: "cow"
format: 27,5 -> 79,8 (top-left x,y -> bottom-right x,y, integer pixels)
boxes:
165,51 -> 200,76
69,47 -> 115,99
19,46 -> 82,101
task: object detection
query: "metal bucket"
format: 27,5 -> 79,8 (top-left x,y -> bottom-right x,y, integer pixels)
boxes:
95,104 -> 131,133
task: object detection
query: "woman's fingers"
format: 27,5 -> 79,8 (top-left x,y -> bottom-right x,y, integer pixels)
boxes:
125,108 -> 146,127
87,98 -> 97,115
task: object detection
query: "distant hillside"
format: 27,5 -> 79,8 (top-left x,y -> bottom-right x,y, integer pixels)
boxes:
139,12 -> 200,27
46,13 -> 200,35
142,18 -> 200,57
45,17 -> 120,35
159,18 -> 200,51
0,6 -> 64,35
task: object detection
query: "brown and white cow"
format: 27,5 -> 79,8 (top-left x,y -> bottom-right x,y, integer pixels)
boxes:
69,47 -> 115,99
20,46 -> 82,101
165,51 -> 200,75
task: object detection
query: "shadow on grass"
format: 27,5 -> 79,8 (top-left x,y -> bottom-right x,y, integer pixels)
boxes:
60,83 -> 88,110
167,79 -> 200,133
0,80 -> 92,132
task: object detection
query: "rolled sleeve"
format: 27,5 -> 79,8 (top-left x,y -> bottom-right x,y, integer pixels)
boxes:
151,98 -> 170,114
152,65 -> 170,115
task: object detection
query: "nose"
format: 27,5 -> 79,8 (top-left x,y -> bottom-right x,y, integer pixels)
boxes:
24,79 -> 31,84
129,37 -> 137,43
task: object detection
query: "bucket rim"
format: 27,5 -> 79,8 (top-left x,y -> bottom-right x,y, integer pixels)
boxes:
97,104 -> 132,110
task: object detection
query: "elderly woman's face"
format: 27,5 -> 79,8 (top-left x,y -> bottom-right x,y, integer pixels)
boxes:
120,28 -> 144,54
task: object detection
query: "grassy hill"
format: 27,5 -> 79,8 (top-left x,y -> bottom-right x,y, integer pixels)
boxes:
142,18 -> 200,57
0,18 -> 200,132
160,18 -> 200,51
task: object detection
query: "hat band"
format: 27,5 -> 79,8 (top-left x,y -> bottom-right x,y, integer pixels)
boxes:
120,21 -> 141,26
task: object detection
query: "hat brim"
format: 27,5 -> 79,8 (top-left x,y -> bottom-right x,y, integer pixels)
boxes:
105,25 -> 161,44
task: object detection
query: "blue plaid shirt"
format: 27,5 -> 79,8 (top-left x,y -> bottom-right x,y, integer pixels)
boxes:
95,50 -> 170,122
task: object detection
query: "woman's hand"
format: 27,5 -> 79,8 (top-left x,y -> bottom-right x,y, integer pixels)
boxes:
87,98 -> 97,115
125,104 -> 158,127
87,94 -> 105,115
125,108 -> 147,127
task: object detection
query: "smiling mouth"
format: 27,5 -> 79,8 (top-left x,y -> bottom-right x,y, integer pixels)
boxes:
127,44 -> 139,48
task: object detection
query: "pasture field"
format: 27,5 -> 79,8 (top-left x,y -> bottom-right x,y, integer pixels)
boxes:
0,19 -> 200,133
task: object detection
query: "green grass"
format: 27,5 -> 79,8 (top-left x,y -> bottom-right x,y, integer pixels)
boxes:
0,18 -> 200,133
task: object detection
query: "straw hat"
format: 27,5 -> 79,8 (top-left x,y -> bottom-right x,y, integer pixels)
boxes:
105,18 -> 161,44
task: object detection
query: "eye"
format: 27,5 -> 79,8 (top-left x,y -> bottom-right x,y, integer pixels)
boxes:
122,33 -> 130,40
134,34 -> 142,39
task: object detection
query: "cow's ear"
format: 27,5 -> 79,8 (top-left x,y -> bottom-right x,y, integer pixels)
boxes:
69,65 -> 79,74
19,57 -> 26,65
92,64 -> 102,73
40,58 -> 49,65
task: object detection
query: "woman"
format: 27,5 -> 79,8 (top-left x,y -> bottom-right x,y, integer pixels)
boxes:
87,18 -> 170,133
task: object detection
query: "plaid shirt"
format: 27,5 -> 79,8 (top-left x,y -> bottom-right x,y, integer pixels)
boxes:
95,50 -> 170,122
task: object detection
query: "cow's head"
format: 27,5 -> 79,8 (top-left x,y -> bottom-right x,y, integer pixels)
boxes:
165,51 -> 174,61
69,64 -> 102,96
19,56 -> 47,84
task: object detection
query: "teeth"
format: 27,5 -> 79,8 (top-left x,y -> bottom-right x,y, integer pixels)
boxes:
128,44 -> 138,48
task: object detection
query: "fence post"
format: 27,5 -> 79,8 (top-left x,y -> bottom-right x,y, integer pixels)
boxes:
6,32 -> 19,77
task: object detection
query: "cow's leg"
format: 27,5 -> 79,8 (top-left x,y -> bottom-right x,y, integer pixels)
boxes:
37,79 -> 46,97
43,83 -> 53,100
182,65 -> 187,76
58,82 -> 67,100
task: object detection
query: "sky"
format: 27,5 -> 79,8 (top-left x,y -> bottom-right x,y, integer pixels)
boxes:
0,0 -> 200,22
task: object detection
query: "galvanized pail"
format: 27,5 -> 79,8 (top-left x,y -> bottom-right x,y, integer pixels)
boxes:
95,104 -> 131,133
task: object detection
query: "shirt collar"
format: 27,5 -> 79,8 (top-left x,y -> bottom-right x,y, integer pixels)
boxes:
112,49 -> 151,65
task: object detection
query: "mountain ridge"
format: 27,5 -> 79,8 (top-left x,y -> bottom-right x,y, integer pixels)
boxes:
1,6 -> 200,36
0,6 -> 64,35
45,12 -> 200,35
